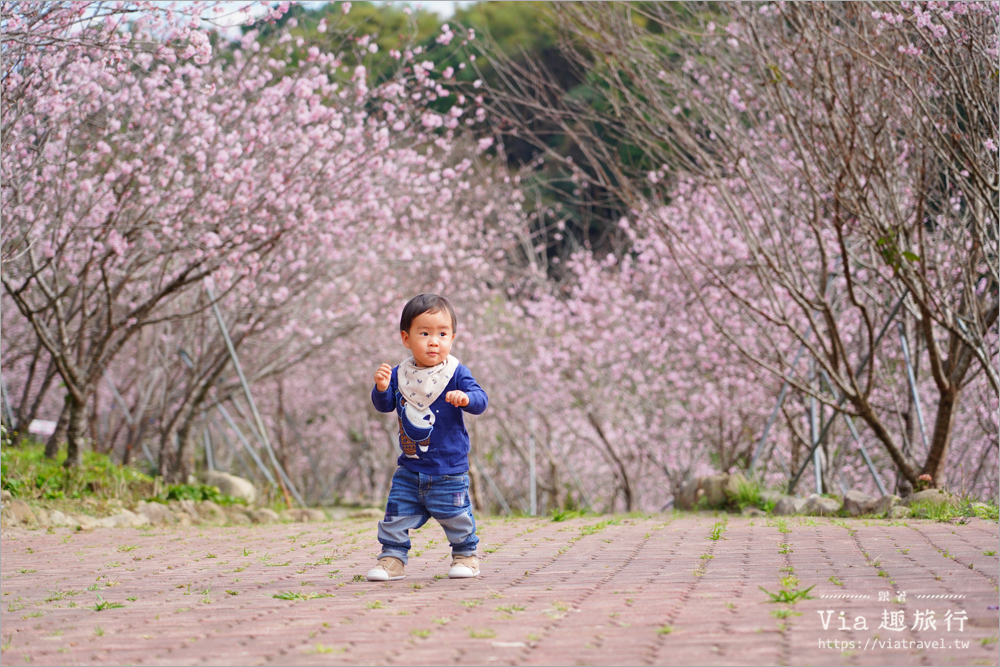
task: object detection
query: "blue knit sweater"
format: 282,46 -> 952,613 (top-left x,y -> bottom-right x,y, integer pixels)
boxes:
372,363 -> 488,475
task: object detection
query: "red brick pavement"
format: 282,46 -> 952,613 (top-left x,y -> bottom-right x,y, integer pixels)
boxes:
1,514 -> 997,666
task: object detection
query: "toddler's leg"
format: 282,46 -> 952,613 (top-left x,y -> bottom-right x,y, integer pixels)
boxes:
428,473 -> 479,557
377,467 -> 430,565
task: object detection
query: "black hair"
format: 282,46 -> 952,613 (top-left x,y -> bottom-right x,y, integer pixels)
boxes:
400,294 -> 457,333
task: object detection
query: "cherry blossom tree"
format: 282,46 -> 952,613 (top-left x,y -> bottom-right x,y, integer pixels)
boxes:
0,1 -> 469,470
472,1 -> 998,492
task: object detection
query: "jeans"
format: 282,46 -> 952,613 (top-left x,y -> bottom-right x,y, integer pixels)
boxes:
377,466 -> 478,565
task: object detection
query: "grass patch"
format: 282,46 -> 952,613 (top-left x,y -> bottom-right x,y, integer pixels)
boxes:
1,441 -> 152,502
908,497 -> 1000,523
0,440 -> 246,507
731,476 -> 776,512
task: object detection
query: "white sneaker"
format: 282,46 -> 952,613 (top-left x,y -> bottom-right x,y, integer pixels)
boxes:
448,554 -> 480,578
365,556 -> 405,581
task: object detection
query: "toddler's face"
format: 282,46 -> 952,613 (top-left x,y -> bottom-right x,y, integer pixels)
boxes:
401,309 -> 455,367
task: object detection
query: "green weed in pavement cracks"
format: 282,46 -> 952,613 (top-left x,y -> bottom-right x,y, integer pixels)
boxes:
91,595 -> 124,611
549,508 -> 589,522
760,574 -> 814,604
759,586 -> 814,604
273,591 -> 335,601
308,644 -> 344,654
580,518 -> 620,535
707,521 -> 726,541
469,628 -> 496,639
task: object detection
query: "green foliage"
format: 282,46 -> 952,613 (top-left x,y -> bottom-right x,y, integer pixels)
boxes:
1,442 -> 152,501
250,1 -> 442,83
908,500 -> 956,521
905,497 -> 998,523
731,476 -> 777,512
2,441 -> 248,508
454,2 -> 557,57
151,483 -> 246,507
963,499 -> 999,522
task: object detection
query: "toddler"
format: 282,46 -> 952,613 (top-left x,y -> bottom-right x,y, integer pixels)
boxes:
365,294 -> 488,581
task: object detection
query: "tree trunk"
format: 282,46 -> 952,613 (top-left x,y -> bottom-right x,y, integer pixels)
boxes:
63,393 -> 86,468
586,412 -> 634,512
13,352 -> 57,448
45,395 -> 70,459
158,427 -> 178,481
920,387 -> 961,486
175,419 -> 196,483
547,458 -> 560,511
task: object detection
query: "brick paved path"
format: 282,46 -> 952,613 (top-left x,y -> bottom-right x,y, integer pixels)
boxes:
1,513 -> 997,666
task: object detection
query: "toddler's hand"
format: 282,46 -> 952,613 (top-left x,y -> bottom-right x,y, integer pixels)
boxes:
374,363 -> 392,392
445,390 -> 469,408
